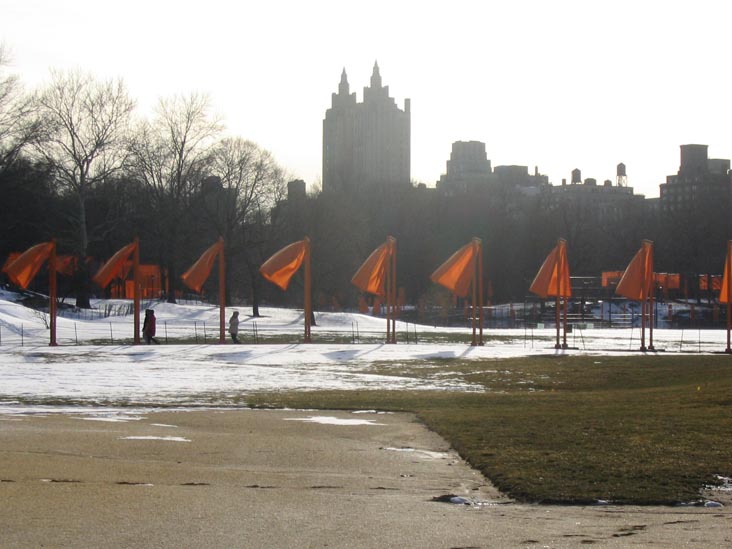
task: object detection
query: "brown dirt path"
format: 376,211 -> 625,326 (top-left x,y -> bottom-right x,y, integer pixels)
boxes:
1,410 -> 730,548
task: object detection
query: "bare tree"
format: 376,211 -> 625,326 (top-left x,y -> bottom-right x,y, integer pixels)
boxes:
0,44 -> 40,173
33,70 -> 135,307
203,137 -> 286,312
128,93 -> 222,302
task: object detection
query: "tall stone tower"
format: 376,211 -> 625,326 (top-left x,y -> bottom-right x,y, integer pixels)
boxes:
322,63 -> 410,193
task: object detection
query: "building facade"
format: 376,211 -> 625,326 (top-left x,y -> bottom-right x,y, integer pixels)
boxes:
659,144 -> 732,213
539,177 -> 646,221
436,140 -> 549,196
322,63 -> 411,193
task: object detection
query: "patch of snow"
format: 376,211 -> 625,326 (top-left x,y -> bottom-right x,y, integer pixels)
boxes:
76,417 -> 134,423
119,436 -> 190,442
3,298 -> 732,411
382,447 -> 450,459
284,416 -> 385,426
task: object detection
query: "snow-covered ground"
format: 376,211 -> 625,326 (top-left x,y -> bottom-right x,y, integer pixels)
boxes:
1,290 -> 731,413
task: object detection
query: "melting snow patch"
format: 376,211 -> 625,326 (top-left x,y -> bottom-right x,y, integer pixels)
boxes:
431,494 -> 475,505
78,417 -> 133,423
284,416 -> 385,426
119,436 -> 190,442
150,423 -> 178,428
382,447 -> 450,459
710,475 -> 732,492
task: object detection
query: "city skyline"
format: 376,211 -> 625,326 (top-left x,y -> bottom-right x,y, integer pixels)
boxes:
3,0 -> 732,198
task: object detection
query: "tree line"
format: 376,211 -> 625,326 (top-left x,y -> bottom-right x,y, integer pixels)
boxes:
1,50 -> 286,311
3,47 -> 730,314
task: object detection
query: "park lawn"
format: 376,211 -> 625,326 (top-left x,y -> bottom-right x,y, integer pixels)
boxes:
245,355 -> 732,504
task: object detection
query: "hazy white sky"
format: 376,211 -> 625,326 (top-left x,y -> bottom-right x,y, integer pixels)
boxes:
2,0 -> 731,197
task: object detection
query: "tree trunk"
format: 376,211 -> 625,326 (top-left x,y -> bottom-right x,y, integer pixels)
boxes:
166,261 -> 177,304
74,194 -> 92,309
251,270 -> 261,317
74,260 -> 93,309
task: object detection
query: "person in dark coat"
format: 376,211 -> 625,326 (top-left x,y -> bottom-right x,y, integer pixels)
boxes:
142,309 -> 158,344
229,310 -> 240,343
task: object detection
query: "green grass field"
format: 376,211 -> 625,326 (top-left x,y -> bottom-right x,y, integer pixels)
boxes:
246,355 -> 732,505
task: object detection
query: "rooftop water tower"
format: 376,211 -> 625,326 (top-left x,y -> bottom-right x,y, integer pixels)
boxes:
617,163 -> 627,187
571,168 -> 582,185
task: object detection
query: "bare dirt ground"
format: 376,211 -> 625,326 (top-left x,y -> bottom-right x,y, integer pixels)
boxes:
1,409 -> 730,548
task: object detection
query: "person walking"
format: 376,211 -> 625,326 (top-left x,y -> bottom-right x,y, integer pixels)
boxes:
229,310 -> 240,344
142,309 -> 159,344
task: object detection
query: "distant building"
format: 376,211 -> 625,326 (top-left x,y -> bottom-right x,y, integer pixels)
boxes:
322,63 -> 410,193
436,141 -> 494,194
539,168 -> 645,221
659,144 -> 732,213
436,140 -> 548,196
286,179 -> 307,202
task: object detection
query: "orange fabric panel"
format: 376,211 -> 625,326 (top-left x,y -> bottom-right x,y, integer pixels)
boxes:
616,240 -> 654,300
55,255 -> 78,277
181,240 -> 223,293
658,273 -> 680,290
139,265 -> 162,299
721,243 -> 732,303
529,240 -> 571,298
351,240 -> 391,296
260,240 -> 307,291
430,241 -> 476,298
4,242 -> 54,289
92,242 -> 137,289
2,253 -> 21,273
703,275 -> 723,291
700,275 -> 709,291
601,271 -> 624,287
713,276 -> 723,291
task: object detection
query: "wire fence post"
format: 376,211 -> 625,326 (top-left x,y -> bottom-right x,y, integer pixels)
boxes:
21,324 -> 24,346
164,321 -> 168,344
194,321 -> 198,344
74,323 -> 78,345
203,321 -> 207,344
109,322 -> 113,344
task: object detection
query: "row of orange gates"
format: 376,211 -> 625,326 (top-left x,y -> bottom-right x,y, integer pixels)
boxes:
4,236 -> 732,353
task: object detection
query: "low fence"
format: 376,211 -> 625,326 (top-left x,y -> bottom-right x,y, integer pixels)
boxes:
1,299 -> 729,348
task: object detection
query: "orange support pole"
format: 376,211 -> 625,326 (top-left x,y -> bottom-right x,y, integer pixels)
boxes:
478,240 -> 484,346
470,240 -> 477,346
304,237 -> 312,343
385,237 -> 393,344
726,240 -> 732,354
391,238 -> 398,343
386,236 -> 397,343
648,287 -> 655,351
639,259 -> 647,352
219,237 -> 225,344
133,237 -> 141,344
469,238 -> 482,346
49,240 -> 57,347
